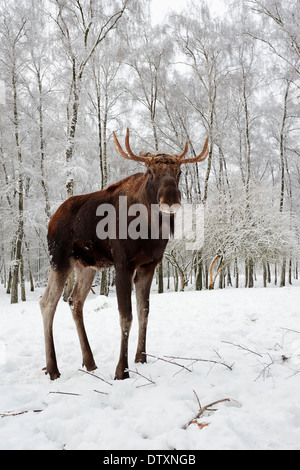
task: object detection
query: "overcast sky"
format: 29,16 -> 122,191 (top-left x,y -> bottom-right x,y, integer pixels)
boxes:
151,0 -> 227,24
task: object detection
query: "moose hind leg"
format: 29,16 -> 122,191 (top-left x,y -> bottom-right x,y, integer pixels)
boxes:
134,263 -> 156,363
68,265 -> 97,372
40,267 -> 69,380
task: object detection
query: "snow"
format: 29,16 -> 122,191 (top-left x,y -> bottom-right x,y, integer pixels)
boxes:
0,282 -> 300,450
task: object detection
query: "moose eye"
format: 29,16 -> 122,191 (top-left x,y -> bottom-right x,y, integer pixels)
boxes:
148,169 -> 152,175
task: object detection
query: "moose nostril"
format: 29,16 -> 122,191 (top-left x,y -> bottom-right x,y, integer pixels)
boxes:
159,203 -> 181,214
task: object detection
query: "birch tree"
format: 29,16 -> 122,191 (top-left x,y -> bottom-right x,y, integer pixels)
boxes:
50,0 -> 128,197
0,5 -> 28,303
247,0 -> 300,76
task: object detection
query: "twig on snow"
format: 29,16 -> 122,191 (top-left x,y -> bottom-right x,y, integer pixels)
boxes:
164,355 -> 234,371
280,327 -> 300,335
78,368 -> 113,386
93,389 -> 109,395
126,368 -> 156,388
143,353 -> 192,372
182,390 -> 231,430
222,340 -> 263,357
1,409 -> 43,418
254,353 -> 275,382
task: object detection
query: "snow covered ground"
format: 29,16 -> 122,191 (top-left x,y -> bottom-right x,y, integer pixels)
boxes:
0,281 -> 300,450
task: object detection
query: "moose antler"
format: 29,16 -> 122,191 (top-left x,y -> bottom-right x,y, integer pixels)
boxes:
177,141 -> 189,159
113,128 -> 150,163
113,129 -> 209,165
180,137 -> 209,164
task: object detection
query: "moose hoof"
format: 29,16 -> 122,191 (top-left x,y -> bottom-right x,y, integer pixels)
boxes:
83,362 -> 97,372
135,353 -> 147,364
114,367 -> 130,380
42,367 -> 60,380
46,368 -> 61,381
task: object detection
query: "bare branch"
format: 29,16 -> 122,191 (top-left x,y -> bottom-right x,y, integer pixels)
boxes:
78,2 -> 128,79
164,355 -> 234,371
126,368 -> 156,387
280,327 -> 300,335
1,409 -> 43,418
143,353 -> 192,372
78,368 -> 113,386
93,389 -> 109,395
222,341 -> 263,358
182,391 -> 231,430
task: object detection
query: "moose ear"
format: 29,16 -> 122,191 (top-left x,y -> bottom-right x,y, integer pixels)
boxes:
139,151 -> 151,158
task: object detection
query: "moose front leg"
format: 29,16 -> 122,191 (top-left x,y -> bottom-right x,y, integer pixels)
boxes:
115,265 -> 134,380
134,262 -> 156,364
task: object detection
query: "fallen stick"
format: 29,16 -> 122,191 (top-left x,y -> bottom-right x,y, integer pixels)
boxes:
126,368 -> 156,387
222,340 -> 263,358
164,355 -> 233,371
280,327 -> 300,335
93,389 -> 109,395
1,409 -> 43,418
182,390 -> 231,430
78,368 -> 113,386
143,353 -> 192,372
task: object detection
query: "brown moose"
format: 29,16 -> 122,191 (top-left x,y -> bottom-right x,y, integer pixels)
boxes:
40,129 -> 208,380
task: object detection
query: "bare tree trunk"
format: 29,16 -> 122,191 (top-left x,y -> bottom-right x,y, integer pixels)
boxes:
279,81 -> 290,287
280,259 -> 286,287
37,67 -> 51,219
174,267 -> 178,292
25,240 -> 34,292
248,258 -> 254,288
267,262 -> 271,284
288,259 -> 292,285
100,270 -> 109,296
11,58 -> 24,304
203,86 -> 215,204
235,258 -> 239,288
245,261 -> 248,288
167,261 -> 170,290
20,254 -> 26,301
279,81 -> 290,212
158,261 -> 164,294
195,252 -> 203,291
263,262 -> 267,287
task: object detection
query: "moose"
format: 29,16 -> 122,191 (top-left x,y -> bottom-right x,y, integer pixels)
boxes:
40,129 -> 209,380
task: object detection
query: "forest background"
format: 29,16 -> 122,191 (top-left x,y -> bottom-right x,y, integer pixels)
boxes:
0,0 -> 299,303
